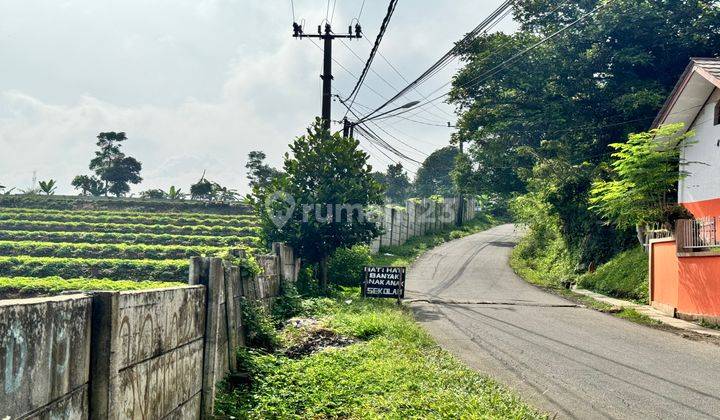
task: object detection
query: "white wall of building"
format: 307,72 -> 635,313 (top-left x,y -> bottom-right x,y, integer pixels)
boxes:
681,88 -> 720,204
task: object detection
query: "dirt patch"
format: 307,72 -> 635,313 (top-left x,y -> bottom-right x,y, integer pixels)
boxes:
283,319 -> 356,359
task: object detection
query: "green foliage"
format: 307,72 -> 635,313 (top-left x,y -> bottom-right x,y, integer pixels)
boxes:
414,146 -> 459,197
139,189 -> 167,199
590,123 -> 694,229
451,152 -> 475,195
1,208 -> 256,228
216,293 -> 541,419
87,132 -> 143,197
254,119 -> 384,291
0,240 -> 231,260
190,172 -> 240,203
509,224 -> 576,288
240,298 -> 280,352
327,245 -> 372,287
578,247 -> 649,303
166,185 -> 186,200
38,179 -> 57,195
0,276 -> 183,296
246,151 -> 282,196
451,0 -> 720,266
71,175 -> 107,196
270,281 -> 303,323
0,218 -> 260,237
382,162 -> 412,203
0,255 -> 188,282
0,229 -> 260,248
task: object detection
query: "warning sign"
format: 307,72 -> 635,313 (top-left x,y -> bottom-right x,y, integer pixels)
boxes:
362,266 -> 406,299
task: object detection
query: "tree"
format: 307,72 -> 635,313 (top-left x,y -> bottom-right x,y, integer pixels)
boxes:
414,146 -> 459,197
167,186 -> 185,200
88,132 -> 142,197
449,0 -> 720,265
383,163 -> 411,203
246,151 -> 281,194
190,171 -> 239,203
590,123 -> 693,233
255,119 -> 384,292
71,175 -> 107,197
139,189 -> 167,199
38,179 -> 57,195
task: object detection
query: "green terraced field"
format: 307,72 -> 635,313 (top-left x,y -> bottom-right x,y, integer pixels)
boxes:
0,198 -> 261,296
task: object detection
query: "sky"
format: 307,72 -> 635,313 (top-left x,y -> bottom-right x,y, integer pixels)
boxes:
0,0 -> 516,195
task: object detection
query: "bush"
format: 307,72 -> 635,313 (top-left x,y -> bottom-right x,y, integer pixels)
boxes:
578,246 -> 648,302
271,282 -> 303,323
327,245 -> 372,287
240,299 -> 280,352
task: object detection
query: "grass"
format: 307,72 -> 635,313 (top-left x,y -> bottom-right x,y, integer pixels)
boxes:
0,240 -> 235,260
577,246 -> 648,303
371,214 -> 500,267
216,290 -> 544,419
0,219 -> 261,237
0,276 -> 185,298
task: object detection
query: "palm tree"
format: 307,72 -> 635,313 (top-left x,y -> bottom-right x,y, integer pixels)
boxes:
38,179 -> 57,195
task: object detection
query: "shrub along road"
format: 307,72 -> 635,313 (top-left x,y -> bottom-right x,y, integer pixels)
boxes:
407,224 -> 720,419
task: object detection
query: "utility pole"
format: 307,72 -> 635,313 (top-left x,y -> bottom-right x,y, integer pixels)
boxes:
293,22 -> 362,131
456,138 -> 465,227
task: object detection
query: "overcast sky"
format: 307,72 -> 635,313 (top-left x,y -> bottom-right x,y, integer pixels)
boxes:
0,0 -> 515,195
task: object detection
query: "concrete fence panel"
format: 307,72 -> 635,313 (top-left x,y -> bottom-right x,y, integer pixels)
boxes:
1,294 -> 92,419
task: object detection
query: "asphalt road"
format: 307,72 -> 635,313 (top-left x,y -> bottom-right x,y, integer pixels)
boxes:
407,224 -> 720,419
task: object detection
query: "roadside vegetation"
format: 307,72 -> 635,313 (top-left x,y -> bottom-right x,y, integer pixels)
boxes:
216,288 -> 542,419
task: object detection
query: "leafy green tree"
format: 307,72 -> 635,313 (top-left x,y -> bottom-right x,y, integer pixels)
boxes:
414,146 -> 459,197
383,163 -> 411,203
139,189 -> 167,199
72,175 -> 107,197
449,0 -> 720,264
451,152 -> 475,195
590,123 -> 693,231
255,119 -> 384,292
38,179 -> 57,195
88,132 -> 142,197
246,151 -> 281,195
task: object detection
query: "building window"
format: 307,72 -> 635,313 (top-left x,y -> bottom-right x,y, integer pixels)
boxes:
715,102 -> 720,126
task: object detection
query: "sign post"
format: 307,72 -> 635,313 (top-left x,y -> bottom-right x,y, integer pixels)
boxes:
362,266 -> 406,303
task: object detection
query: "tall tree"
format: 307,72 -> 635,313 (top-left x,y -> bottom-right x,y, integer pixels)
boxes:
449,0 -> 720,264
414,146 -> 459,197
384,163 -> 411,203
246,151 -> 281,194
255,119 -> 384,292
87,132 -> 143,197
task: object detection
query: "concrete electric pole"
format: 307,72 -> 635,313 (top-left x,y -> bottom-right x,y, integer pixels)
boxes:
293,22 -> 362,131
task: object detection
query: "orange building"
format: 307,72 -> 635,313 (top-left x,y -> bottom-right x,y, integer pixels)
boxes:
649,58 -> 720,323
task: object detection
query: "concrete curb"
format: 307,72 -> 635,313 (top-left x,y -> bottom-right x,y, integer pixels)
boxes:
572,287 -> 720,337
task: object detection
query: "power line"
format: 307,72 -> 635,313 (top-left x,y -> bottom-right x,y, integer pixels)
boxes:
392,1 -> 611,119
357,0 -> 514,122
343,0 -> 399,114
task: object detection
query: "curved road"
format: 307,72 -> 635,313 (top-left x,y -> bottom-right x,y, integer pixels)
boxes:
407,224 -> 720,419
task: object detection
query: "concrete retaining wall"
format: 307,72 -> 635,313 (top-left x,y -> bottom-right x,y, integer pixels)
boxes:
371,197 -> 477,253
0,294 -> 92,419
1,243 -> 299,420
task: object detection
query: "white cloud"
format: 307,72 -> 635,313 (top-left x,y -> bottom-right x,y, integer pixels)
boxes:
0,0 -> 516,195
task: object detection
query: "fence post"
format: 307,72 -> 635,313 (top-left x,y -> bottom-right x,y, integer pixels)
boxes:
89,291 -> 120,420
200,258 -> 223,418
223,261 -> 239,373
